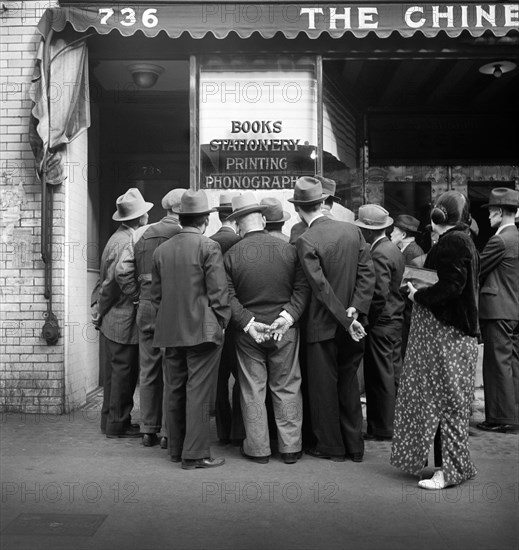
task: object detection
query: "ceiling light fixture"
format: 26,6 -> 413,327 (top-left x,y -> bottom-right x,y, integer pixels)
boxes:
479,60 -> 517,79
128,63 -> 165,89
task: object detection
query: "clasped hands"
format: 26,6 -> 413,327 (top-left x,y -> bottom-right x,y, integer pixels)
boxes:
247,316 -> 291,344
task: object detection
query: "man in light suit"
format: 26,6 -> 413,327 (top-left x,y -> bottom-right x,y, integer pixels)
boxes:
151,190 -> 231,469
209,192 -> 244,445
116,188 -> 185,448
291,177 -> 375,462
356,205 -> 405,441
477,188 -> 519,433
93,188 -> 153,438
224,193 -> 310,464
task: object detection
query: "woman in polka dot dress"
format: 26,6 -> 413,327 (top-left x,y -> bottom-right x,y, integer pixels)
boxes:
391,191 -> 480,490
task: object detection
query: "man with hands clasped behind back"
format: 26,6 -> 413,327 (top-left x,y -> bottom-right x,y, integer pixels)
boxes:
224,192 -> 310,465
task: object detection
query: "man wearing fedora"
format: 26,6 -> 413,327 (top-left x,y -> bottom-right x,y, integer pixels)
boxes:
116,188 -> 186,448
261,197 -> 291,241
391,214 -> 424,265
151,189 -> 230,469
355,205 -> 405,441
224,192 -> 310,464
210,192 -> 244,445
477,188 -> 519,434
391,214 -> 424,358
291,176 -> 375,462
93,188 -> 153,438
290,177 -> 353,243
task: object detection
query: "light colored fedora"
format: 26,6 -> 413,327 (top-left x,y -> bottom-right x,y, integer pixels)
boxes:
113,188 -> 153,222
354,204 -> 394,230
260,197 -> 291,224
288,176 -> 329,206
227,192 -> 268,222
161,188 -> 186,211
319,177 -> 340,202
172,189 -> 216,216
216,191 -> 242,212
482,187 -> 519,208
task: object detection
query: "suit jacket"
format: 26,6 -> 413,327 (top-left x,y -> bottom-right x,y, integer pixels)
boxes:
402,241 -> 424,265
416,226 -> 480,337
224,230 -> 310,329
368,237 -> 405,327
295,216 -> 375,343
210,226 -> 241,254
289,221 -> 306,244
151,227 -> 231,348
116,216 -> 181,302
479,225 -> 519,321
95,225 -> 138,345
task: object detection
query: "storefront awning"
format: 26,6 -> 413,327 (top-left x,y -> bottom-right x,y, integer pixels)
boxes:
38,3 -> 519,40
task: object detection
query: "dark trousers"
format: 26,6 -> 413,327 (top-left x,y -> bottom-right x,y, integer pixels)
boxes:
164,342 -> 222,460
364,319 -> 403,438
481,319 -> 519,425
307,328 -> 365,456
137,300 -> 163,434
215,330 -> 245,442
101,333 -> 139,435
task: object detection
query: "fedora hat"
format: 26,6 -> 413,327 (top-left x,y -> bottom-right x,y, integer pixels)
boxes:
260,197 -> 291,224
288,176 -> 329,206
172,189 -> 216,216
161,188 -> 186,211
216,191 -> 241,212
227,192 -> 268,222
113,188 -> 153,222
394,214 -> 420,234
354,204 -> 394,230
319,177 -> 340,202
482,187 -> 519,208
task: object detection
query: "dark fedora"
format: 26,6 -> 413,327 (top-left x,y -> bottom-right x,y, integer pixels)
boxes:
354,204 -> 393,230
288,176 -> 329,206
215,191 -> 241,212
394,214 -> 420,234
318,177 -> 340,202
113,188 -> 153,222
482,188 -> 519,208
227,192 -> 268,222
260,197 -> 291,224
172,189 -> 216,216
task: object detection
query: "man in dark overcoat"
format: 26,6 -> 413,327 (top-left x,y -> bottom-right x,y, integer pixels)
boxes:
356,205 -> 405,441
291,177 -> 375,462
477,188 -> 519,433
151,190 -> 230,469
93,188 -> 153,438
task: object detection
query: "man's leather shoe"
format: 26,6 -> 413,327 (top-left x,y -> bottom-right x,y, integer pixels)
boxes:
240,447 -> 269,464
142,433 -> 158,447
160,437 -> 168,450
181,457 -> 225,470
477,421 -> 514,433
281,451 -> 302,464
363,433 -> 392,441
170,455 -> 181,463
305,448 -> 346,462
347,452 -> 364,463
106,426 -> 141,438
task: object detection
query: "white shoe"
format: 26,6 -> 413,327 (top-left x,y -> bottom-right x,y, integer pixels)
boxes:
418,469 -> 446,490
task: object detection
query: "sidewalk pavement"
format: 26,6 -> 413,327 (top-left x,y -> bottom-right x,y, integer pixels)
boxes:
1,387 -> 517,550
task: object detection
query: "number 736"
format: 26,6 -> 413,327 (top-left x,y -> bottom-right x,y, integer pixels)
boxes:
99,7 -> 159,28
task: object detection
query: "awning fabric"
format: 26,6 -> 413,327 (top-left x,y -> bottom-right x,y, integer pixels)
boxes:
38,3 -> 519,40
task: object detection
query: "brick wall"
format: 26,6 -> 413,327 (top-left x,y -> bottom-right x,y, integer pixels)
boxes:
1,0 -> 65,414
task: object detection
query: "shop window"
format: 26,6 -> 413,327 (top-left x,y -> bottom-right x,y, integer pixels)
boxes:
196,57 -> 318,191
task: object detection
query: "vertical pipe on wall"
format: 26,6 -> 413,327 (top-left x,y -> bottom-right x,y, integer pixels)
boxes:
189,55 -> 199,191
316,55 -> 323,177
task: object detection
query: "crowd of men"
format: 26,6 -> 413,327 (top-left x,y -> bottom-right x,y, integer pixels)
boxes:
91,178 -> 519,470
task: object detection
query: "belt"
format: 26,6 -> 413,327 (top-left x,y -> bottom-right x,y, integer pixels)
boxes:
138,273 -> 152,282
